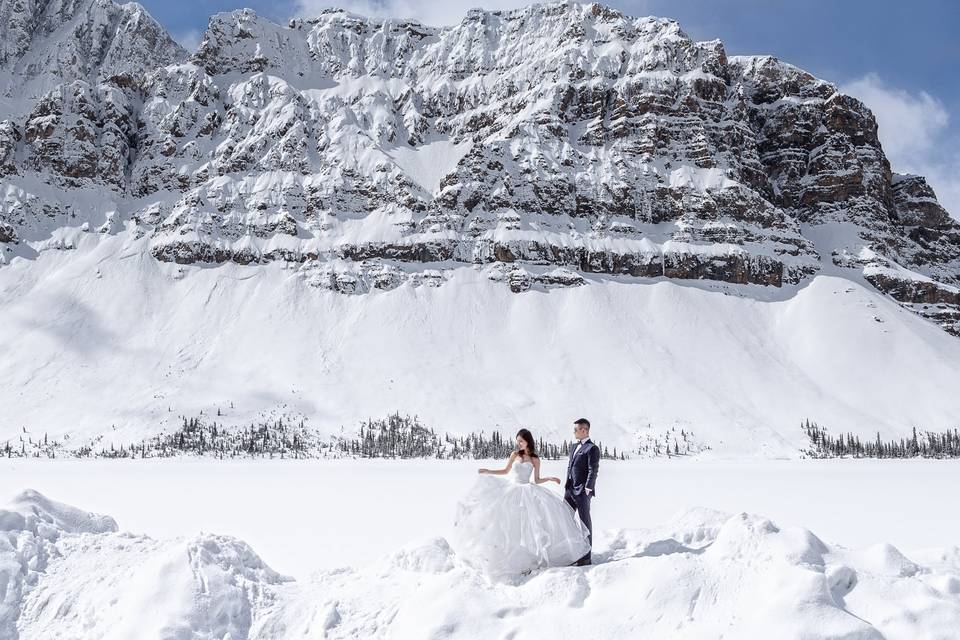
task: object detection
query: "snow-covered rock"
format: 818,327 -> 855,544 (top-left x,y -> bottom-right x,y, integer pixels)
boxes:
0,0 -> 186,109
0,1 -> 956,331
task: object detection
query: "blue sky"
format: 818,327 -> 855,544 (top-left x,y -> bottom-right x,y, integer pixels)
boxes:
140,0 -> 959,216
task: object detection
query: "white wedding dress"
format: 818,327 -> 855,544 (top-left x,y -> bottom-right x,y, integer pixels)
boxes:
453,459 -> 591,576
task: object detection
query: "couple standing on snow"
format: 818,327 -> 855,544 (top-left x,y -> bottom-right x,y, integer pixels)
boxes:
454,418 -> 600,576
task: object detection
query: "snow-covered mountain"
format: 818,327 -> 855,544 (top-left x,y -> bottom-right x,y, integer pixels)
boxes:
1,0 -> 958,454
0,0 -> 186,107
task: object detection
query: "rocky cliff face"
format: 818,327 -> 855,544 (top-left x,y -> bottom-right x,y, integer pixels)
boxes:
0,0 -> 186,101
0,0 -> 957,335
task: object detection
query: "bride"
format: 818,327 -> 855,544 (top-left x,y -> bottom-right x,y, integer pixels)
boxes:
453,429 -> 591,576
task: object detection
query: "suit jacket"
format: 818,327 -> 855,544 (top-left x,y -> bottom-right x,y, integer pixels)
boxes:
565,438 -> 599,497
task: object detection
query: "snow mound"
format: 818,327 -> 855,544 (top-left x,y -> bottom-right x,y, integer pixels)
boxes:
382,536 -> 456,574
845,542 -> 921,577
3,490 -> 959,639
1,490 -> 120,638
1,490 -> 289,640
0,489 -> 118,536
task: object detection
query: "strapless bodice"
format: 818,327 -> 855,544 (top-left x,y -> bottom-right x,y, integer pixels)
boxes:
511,460 -> 534,484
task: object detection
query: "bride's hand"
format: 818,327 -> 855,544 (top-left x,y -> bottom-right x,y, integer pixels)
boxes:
550,477 -> 560,484
478,469 -> 488,474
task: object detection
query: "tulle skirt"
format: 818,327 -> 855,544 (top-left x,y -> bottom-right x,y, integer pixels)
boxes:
453,475 -> 591,576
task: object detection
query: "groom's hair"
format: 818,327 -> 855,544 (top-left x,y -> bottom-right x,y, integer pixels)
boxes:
574,418 -> 591,431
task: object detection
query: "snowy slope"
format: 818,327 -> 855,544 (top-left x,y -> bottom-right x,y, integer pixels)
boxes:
1,230 -> 959,455
3,488 -> 959,639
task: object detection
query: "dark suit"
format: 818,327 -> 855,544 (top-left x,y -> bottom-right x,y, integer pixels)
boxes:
565,438 -> 599,564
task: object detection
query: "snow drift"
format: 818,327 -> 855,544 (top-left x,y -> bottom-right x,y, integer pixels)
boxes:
0,490 -> 288,639
2,490 -> 958,639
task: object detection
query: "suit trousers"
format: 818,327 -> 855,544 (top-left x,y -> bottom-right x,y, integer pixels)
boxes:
564,488 -> 593,548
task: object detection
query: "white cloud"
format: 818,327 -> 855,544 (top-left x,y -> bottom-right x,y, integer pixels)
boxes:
293,0 -> 537,27
842,73 -> 960,220
913,157 -> 960,223
173,29 -> 203,52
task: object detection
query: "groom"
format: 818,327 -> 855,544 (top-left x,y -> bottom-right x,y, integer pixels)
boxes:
565,417 -> 599,566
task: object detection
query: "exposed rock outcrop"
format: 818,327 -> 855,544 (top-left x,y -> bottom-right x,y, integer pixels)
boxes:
0,0 -> 957,334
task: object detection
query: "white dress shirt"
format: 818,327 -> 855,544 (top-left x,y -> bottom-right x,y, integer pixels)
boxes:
574,437 -> 589,456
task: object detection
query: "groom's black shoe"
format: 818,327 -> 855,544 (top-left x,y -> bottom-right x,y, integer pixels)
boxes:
574,553 -> 592,566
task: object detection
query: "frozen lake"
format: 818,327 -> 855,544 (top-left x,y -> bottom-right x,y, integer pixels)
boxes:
3,457 -> 958,578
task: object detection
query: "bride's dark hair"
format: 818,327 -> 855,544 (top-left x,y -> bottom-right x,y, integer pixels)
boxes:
516,429 -> 538,458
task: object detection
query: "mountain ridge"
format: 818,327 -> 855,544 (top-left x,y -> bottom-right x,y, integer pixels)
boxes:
0,0 -> 187,107
0,0 -> 958,453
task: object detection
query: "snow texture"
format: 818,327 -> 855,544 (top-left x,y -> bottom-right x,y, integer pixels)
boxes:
2,488 -> 958,639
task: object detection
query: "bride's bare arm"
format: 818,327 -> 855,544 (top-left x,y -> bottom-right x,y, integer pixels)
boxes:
479,451 -> 517,475
532,457 -> 560,484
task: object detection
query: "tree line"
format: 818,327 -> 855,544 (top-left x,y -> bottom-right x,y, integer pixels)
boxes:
337,413 -> 625,460
635,425 -> 709,457
4,413 -> 626,460
802,419 -> 960,458
8,415 -> 959,460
